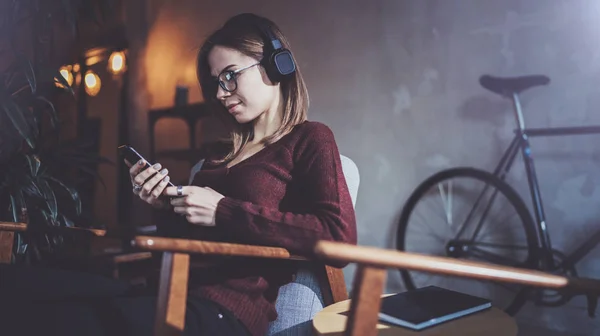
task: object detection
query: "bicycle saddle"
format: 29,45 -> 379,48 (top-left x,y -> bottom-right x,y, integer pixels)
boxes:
479,74 -> 550,96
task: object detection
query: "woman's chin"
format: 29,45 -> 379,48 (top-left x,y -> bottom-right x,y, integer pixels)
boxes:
234,115 -> 255,124
232,112 -> 258,124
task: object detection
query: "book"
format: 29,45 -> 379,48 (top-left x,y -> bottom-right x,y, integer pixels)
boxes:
378,286 -> 492,330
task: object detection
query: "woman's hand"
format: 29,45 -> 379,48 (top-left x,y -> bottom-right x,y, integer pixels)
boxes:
125,159 -> 171,209
163,185 -> 225,226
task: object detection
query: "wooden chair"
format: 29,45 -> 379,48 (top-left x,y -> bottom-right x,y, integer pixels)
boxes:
312,241 -> 600,336
0,222 -> 349,335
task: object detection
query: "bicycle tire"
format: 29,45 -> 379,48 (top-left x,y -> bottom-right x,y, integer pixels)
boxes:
396,167 -> 539,315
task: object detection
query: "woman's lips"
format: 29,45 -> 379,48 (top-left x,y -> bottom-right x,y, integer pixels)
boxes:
227,103 -> 241,113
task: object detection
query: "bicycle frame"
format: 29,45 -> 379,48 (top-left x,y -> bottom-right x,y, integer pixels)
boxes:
491,92 -> 600,271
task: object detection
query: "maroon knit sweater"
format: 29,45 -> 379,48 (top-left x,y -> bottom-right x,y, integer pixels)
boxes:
180,121 -> 357,336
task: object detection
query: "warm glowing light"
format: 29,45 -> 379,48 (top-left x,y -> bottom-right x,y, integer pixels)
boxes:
108,51 -> 127,75
84,70 -> 101,96
56,65 -> 73,87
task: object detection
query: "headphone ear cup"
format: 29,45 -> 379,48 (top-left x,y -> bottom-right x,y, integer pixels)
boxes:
263,48 -> 296,83
272,49 -> 296,76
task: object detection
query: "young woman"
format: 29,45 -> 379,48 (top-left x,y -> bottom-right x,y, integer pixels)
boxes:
129,12 -> 357,336
0,13 -> 356,336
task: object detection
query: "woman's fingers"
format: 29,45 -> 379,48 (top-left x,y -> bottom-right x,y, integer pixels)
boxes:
173,206 -> 196,216
169,196 -> 188,206
129,159 -> 148,179
163,185 -> 197,197
141,168 -> 169,196
133,163 -> 162,186
151,175 -> 171,198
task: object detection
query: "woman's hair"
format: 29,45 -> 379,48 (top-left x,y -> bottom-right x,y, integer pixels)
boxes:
196,13 -> 309,164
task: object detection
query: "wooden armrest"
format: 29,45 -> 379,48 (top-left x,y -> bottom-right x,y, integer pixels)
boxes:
56,226 -> 107,236
131,235 -> 301,260
315,241 -> 600,336
0,222 -> 106,236
314,241 -> 569,288
0,222 -> 27,232
113,252 -> 153,263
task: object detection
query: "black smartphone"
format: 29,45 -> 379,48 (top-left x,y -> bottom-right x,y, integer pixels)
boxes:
118,145 -> 175,187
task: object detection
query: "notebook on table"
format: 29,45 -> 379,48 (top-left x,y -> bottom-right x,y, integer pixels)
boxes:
378,286 -> 492,331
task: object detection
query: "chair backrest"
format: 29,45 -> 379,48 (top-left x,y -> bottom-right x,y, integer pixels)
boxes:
340,154 -> 360,208
266,154 -> 360,335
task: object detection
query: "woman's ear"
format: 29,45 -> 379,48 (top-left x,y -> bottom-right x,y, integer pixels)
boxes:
258,65 -> 276,86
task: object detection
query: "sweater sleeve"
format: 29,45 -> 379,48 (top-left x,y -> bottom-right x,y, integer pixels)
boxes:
214,124 -> 357,255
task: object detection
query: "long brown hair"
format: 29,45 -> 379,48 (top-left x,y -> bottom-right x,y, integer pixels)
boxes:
196,13 -> 309,164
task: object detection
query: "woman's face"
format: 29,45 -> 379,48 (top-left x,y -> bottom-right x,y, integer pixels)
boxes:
208,45 -> 279,124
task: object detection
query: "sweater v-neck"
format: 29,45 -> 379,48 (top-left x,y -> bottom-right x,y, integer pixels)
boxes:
223,123 -> 302,170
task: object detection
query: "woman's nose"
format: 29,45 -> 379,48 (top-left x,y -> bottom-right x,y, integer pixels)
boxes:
216,85 -> 229,100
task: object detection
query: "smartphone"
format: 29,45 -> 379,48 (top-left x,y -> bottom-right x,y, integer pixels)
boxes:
118,145 -> 175,187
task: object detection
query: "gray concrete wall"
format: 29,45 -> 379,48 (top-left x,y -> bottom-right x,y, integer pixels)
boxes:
144,0 -> 600,333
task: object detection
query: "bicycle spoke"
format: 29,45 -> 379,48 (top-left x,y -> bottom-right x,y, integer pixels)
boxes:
437,181 -> 453,226
412,208 -> 447,243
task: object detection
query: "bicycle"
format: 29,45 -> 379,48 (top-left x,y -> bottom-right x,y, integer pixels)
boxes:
395,74 -> 600,317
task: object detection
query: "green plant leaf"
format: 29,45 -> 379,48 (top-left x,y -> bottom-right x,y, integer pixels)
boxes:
39,209 -> 52,226
9,191 -> 26,222
35,96 -> 60,128
38,179 -> 58,222
1,93 -> 34,148
48,176 -> 81,216
21,174 -> 43,198
9,195 -> 18,222
25,155 -> 41,176
15,232 -> 26,255
17,54 -> 36,94
61,214 -> 75,227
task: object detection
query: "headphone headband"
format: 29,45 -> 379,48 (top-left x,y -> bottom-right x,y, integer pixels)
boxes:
257,22 -> 282,51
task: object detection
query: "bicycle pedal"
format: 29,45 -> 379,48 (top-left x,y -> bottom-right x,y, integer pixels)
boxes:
587,295 -> 598,318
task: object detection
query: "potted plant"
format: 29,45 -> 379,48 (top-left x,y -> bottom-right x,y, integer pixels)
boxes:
0,0 -> 115,264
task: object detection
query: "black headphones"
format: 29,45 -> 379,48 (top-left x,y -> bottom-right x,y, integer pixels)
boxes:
226,13 -> 296,83
256,21 -> 296,82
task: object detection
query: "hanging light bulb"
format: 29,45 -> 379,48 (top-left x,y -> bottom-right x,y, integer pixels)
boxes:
56,65 -> 73,88
84,70 -> 101,96
108,51 -> 127,75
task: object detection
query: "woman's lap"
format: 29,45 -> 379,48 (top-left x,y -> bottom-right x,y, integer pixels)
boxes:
0,264 -> 249,336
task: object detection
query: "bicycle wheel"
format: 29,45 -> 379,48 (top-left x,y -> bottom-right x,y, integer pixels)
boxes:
396,167 -> 538,315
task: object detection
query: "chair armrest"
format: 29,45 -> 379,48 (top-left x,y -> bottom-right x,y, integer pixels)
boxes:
130,235 -> 304,260
0,222 -> 27,232
314,241 -> 593,291
314,241 -> 600,336
0,222 -> 106,237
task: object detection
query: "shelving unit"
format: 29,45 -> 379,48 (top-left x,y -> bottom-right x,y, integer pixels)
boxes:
147,102 -> 211,166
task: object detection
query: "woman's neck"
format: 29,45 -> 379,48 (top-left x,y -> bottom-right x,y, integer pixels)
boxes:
251,92 -> 285,142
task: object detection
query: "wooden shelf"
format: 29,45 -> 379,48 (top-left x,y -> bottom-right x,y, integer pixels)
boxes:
148,103 -> 211,124
148,102 -> 211,163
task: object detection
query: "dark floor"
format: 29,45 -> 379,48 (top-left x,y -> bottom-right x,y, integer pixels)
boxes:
518,322 -> 587,336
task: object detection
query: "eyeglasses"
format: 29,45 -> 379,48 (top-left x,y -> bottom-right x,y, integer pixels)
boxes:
216,62 -> 260,93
